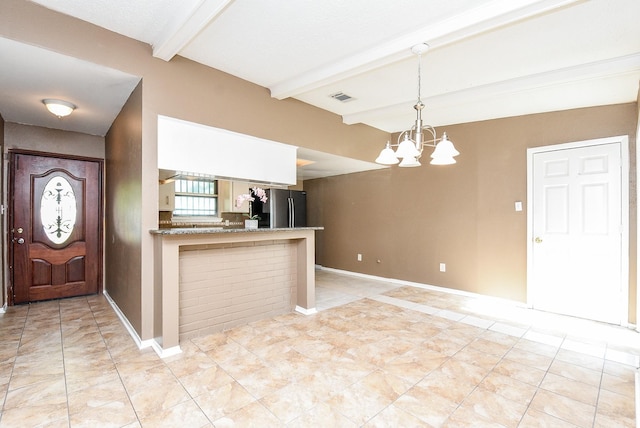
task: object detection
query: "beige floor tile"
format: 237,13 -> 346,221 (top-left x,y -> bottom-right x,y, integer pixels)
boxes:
178,363 -> 235,398
467,336 -> 514,356
345,337 -> 418,367
213,401 -> 282,427
600,372 -> 635,398
259,381 -> 322,423
540,372 -> 599,406
529,389 -> 596,427
67,378 -> 130,415
439,358 -> 491,385
593,411 -> 636,428
382,348 -> 448,383
518,408 -> 580,427
604,360 -> 638,380
422,334 -> 469,356
554,348 -> 604,371
120,365 -> 191,419
4,377 -> 67,410
504,347 -> 554,371
445,403 -> 514,427
196,381 -> 260,422
7,361 -> 65,390
0,402 -> 69,427
492,358 -> 547,387
216,350 -> 270,380
289,402 -> 356,427
1,271 -> 638,427
327,370 -> 412,426
234,365 -> 291,399
479,371 -> 538,405
69,400 -> 138,428
451,347 -> 503,370
394,384 -> 459,425
457,388 -> 528,427
547,358 -> 602,387
137,399 -> 211,428
364,403 -> 431,427
65,364 -> 122,394
512,338 -> 560,358
596,389 -> 635,421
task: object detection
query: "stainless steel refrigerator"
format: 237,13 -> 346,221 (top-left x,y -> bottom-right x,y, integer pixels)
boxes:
251,189 -> 306,228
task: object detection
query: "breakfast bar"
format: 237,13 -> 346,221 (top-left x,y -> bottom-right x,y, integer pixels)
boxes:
150,227 -> 322,356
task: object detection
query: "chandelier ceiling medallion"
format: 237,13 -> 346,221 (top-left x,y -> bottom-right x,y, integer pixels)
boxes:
375,43 -> 459,167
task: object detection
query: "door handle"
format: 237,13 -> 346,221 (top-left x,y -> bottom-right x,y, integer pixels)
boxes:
16,238 -> 24,244
534,237 -> 543,243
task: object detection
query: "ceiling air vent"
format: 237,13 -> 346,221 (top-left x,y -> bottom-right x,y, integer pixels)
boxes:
329,92 -> 355,103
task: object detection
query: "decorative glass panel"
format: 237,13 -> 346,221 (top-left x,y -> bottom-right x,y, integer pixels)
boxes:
40,176 -> 77,244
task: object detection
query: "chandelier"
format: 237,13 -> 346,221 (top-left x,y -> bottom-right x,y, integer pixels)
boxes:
375,43 -> 459,167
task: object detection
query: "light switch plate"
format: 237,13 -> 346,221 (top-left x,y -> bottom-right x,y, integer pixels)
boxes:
515,201 -> 523,212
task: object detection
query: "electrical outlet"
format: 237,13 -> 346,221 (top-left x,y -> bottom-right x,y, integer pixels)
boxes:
357,253 -> 362,262
439,263 -> 446,272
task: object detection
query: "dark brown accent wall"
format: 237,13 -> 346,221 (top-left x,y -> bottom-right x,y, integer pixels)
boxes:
306,103 -> 638,321
0,114 -> 4,309
105,81 -> 143,334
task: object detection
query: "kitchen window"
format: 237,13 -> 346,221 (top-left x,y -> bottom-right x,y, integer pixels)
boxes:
173,179 -> 217,216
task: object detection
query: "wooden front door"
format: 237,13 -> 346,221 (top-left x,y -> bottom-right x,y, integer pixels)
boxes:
9,152 -> 102,304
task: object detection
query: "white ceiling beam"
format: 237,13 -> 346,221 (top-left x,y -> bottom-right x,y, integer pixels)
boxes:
153,0 -> 234,61
268,0 -> 582,100
343,53 -> 640,129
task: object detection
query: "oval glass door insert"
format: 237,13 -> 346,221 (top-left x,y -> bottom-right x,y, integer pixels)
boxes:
41,176 -> 77,245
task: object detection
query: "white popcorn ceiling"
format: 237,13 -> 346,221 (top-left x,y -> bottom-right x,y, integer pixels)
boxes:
3,1 -> 640,147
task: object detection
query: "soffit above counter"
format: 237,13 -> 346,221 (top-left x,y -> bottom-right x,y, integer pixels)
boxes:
157,115 -> 385,185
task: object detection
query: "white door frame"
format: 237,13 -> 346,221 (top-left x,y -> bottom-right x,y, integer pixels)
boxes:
526,135 -> 630,326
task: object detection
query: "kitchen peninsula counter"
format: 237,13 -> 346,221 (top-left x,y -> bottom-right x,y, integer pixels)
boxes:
150,226 -> 323,356
151,226 -> 323,235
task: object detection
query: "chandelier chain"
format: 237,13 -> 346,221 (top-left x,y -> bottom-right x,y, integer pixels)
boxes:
417,52 -> 422,103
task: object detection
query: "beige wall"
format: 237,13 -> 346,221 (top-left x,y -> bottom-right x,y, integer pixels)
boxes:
4,123 -> 104,158
306,103 -> 638,321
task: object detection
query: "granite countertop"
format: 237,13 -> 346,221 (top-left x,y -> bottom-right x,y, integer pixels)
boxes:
150,227 -> 323,235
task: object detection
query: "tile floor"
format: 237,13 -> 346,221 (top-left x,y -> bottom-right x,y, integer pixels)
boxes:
0,269 -> 638,427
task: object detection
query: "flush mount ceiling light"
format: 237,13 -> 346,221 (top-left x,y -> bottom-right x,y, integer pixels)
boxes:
42,99 -> 76,118
375,43 -> 459,167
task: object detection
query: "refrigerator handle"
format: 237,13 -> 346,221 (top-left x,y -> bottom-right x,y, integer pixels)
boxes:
289,197 -> 294,227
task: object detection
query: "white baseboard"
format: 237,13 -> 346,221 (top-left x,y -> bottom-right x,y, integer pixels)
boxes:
317,266 -> 527,308
151,340 -> 182,358
103,291 -> 146,350
104,291 -> 182,359
295,305 -> 317,315
317,266 -> 640,332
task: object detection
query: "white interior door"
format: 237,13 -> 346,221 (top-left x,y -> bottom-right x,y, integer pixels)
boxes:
528,138 -> 627,324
